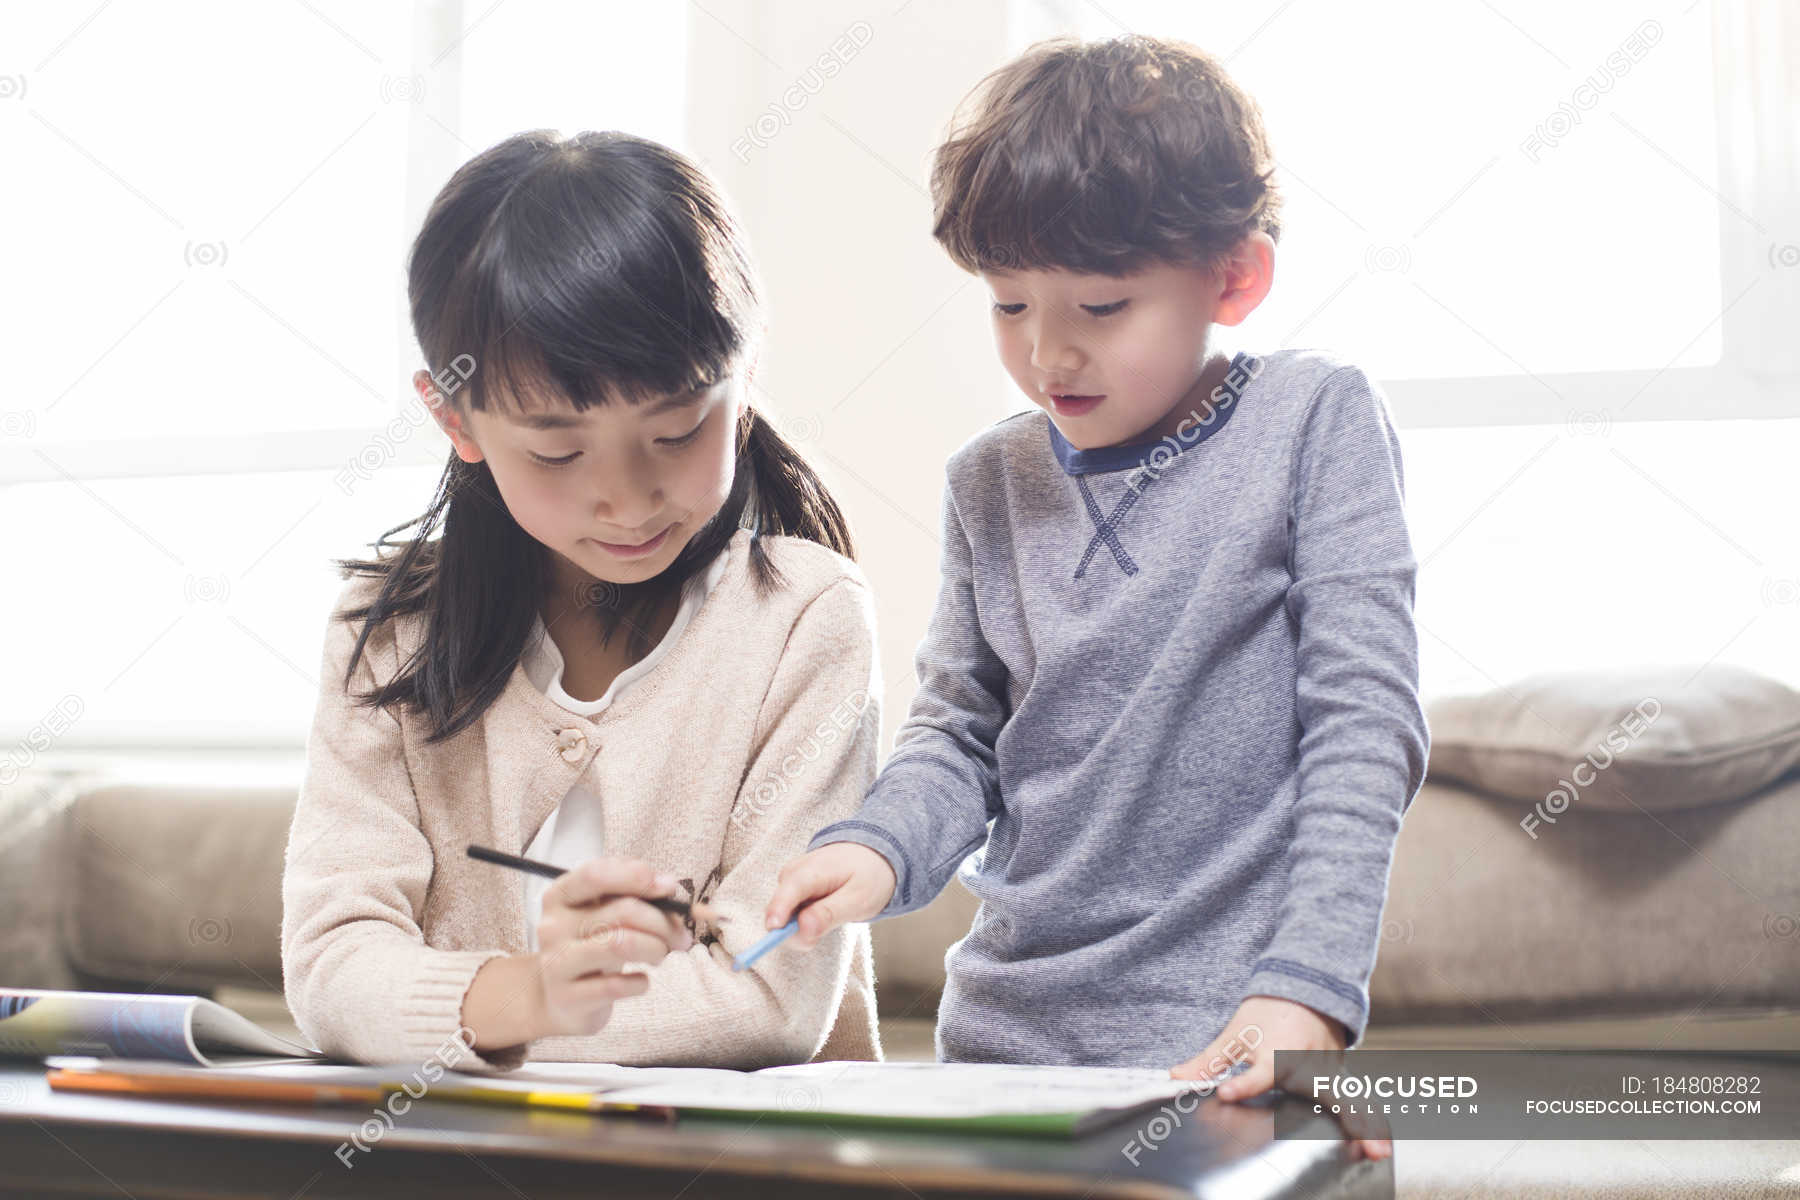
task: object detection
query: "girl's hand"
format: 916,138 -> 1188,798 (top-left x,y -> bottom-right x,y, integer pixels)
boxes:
531,856 -> 694,1037
763,843 -> 896,950
1170,995 -> 1393,1162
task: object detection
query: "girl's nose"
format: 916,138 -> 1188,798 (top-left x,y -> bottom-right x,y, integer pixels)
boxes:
595,496 -> 662,533
592,458 -> 663,523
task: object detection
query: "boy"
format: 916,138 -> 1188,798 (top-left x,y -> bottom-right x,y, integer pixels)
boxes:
765,34 -> 1426,1154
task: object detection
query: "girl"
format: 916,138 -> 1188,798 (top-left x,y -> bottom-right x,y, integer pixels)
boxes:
281,129 -> 882,1074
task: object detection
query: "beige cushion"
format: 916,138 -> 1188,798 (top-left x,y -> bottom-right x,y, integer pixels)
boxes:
1370,775 -> 1800,1024
0,771 -> 81,989
62,772 -> 295,991
1426,664 -> 1800,811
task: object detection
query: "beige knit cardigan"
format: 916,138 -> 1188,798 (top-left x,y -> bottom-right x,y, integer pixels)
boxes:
281,529 -> 883,1072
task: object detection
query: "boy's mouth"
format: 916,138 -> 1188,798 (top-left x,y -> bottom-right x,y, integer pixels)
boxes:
1049,393 -> 1105,416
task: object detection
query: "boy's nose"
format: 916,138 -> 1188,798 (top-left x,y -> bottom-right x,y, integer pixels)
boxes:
1030,332 -> 1082,373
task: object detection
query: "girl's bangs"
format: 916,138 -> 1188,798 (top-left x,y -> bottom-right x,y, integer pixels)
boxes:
448,151 -> 750,417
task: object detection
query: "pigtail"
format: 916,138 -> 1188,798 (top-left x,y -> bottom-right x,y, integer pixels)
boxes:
740,408 -> 855,562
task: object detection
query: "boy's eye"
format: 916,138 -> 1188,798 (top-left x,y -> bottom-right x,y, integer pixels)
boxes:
992,302 -> 1026,316
1082,300 -> 1129,317
529,451 -> 581,467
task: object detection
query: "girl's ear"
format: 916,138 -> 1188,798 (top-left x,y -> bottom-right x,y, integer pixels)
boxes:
416,369 -> 484,463
734,361 -> 760,453
736,402 -> 757,455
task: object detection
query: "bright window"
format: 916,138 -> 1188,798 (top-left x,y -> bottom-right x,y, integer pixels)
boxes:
0,2 -> 688,748
1017,1 -> 1724,380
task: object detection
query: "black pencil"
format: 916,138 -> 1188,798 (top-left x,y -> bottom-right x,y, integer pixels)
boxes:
465,843 -> 718,922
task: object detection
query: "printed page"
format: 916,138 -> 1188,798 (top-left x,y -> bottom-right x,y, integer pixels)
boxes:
37,1056 -> 1202,1122
605,1060 -> 1196,1118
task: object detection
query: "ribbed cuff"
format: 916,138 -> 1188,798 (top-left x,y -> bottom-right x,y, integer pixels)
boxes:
808,819 -> 917,917
1242,957 -> 1370,1050
399,949 -> 532,1074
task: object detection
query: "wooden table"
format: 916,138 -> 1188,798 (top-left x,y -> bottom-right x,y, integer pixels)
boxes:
0,1062 -> 1390,1198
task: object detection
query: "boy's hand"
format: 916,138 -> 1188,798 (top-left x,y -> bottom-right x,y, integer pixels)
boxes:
1169,994 -> 1393,1162
763,843 -> 897,950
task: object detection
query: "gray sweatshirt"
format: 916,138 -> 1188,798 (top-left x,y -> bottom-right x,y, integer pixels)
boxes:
810,348 -> 1429,1066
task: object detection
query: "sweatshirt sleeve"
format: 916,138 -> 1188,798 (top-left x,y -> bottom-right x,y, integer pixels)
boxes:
807,475 -> 1008,918
539,576 -> 883,1068
1241,365 -> 1430,1049
281,584 -> 525,1072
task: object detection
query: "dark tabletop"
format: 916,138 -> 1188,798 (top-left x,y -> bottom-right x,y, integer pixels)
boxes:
0,1062 -> 1391,1199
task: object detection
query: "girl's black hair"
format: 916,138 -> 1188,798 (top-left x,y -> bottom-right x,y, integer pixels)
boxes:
331,130 -> 853,744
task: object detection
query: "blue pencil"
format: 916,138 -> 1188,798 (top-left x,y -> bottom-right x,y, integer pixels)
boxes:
732,918 -> 800,971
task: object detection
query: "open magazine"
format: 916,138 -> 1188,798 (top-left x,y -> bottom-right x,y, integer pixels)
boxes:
41,1057 -> 1207,1137
0,987 -> 325,1067
520,1060 -> 1206,1135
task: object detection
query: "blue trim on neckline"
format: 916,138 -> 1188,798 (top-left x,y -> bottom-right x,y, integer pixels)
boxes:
1045,351 -> 1254,476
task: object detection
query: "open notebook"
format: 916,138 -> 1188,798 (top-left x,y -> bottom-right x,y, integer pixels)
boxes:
42,1057 -> 1213,1137
0,987 -> 325,1067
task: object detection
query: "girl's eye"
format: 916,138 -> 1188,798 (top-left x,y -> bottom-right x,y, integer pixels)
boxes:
656,420 -> 706,448
992,302 -> 1026,316
1082,300 -> 1129,317
527,420 -> 702,465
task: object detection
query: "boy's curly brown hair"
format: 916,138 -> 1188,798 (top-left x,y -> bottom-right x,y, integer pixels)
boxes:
929,34 -> 1282,279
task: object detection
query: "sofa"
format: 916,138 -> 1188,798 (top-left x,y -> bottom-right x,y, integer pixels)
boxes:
5,662 -> 1798,1196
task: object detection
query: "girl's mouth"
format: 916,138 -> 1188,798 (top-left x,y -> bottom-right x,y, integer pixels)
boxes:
1050,394 -> 1105,416
589,525 -> 671,558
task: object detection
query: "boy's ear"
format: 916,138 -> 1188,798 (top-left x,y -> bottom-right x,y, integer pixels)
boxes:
1210,231 -> 1275,328
415,369 -> 484,463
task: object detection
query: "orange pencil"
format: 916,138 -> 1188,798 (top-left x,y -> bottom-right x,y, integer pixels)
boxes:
44,1064 -> 678,1122
46,1067 -> 386,1108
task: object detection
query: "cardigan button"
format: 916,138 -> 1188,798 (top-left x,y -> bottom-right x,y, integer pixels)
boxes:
556,727 -> 587,763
